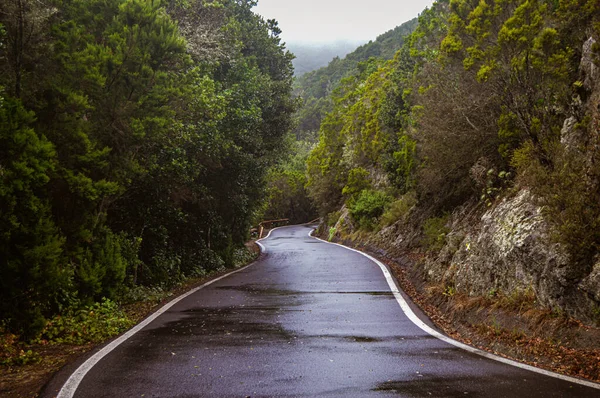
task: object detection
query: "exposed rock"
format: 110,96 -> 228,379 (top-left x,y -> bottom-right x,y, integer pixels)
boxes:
332,206 -> 354,237
329,37 -> 600,324
560,116 -> 583,149
580,260 -> 600,303
581,37 -> 598,92
427,191 -> 570,309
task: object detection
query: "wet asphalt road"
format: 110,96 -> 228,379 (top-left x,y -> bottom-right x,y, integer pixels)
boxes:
47,225 -> 599,397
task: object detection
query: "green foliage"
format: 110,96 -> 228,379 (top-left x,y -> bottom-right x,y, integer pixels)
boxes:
0,0 -> 295,337
480,169 -> 513,207
0,95 -> 69,338
326,211 -> 342,227
443,284 -> 456,297
263,139 -> 316,224
423,215 -> 450,252
343,168 -> 371,198
117,284 -> 169,305
306,56 -> 416,216
389,135 -> 417,192
348,190 -> 393,230
328,227 -> 337,241
293,18 -> 418,141
306,106 -> 347,216
232,246 -> 258,267
379,192 -> 417,227
0,329 -> 41,366
37,298 -> 134,345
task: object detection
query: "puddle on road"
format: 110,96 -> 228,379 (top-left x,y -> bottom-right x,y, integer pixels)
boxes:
374,376 -> 479,397
344,336 -> 383,343
146,306 -> 298,346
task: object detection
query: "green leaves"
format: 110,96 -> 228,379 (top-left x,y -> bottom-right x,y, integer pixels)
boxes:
348,189 -> 393,231
0,96 -> 67,337
0,0 -> 295,337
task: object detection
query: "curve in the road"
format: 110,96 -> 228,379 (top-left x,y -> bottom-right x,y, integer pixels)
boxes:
51,224 -> 600,397
55,251 -> 267,398
309,229 -> 600,391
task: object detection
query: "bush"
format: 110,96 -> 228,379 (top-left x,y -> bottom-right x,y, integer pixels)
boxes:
348,189 -> 393,230
423,215 -> 450,252
232,246 -> 258,267
117,285 -> 169,305
0,328 -> 42,366
342,168 -> 371,198
379,191 -> 417,227
37,298 -> 134,345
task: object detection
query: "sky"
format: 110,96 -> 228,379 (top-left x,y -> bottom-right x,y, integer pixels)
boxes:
253,0 -> 436,44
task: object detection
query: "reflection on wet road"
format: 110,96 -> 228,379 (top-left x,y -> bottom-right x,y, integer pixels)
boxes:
52,225 -> 599,397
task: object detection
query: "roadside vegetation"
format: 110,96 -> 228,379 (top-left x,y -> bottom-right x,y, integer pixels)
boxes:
0,0 -> 294,345
3,0 -> 600,394
0,243 -> 258,397
298,0 -> 600,382
305,0 -> 600,319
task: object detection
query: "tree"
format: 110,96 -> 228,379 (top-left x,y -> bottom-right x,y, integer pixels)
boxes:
0,93 -> 67,337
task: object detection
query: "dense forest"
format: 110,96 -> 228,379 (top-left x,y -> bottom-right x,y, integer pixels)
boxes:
307,0 -> 600,321
3,0 -> 600,346
259,18 -> 421,225
0,0 -> 295,338
292,18 -> 418,141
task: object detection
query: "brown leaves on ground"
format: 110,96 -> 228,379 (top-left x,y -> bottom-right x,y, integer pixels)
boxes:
337,236 -> 600,384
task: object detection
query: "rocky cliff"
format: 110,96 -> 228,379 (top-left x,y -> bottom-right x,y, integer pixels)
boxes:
330,37 -> 600,326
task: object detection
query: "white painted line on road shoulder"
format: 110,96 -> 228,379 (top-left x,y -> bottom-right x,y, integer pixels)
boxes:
57,257 -> 262,398
255,225 -> 286,253
309,229 -> 600,390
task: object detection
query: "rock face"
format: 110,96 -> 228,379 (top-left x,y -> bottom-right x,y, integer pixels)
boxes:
416,188 -> 600,322
419,37 -> 600,322
379,37 -> 600,323
426,191 -> 569,306
327,37 -> 600,323
581,37 -> 598,92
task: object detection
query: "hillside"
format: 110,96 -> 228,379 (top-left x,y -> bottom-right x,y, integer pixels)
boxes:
292,17 -> 418,140
0,0 -> 295,339
294,18 -> 418,99
287,41 -> 362,76
307,0 -> 600,338
306,0 -> 600,381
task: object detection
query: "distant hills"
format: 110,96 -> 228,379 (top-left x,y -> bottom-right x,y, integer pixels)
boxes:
294,17 -> 418,100
287,41 -> 363,77
292,17 -> 419,139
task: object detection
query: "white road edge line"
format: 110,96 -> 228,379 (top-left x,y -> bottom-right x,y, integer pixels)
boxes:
57,231 -> 275,398
255,225 -> 278,253
308,228 -> 600,390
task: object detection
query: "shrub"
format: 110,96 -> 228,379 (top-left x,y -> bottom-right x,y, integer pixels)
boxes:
37,298 -> 134,345
379,191 -> 417,227
342,168 -> 371,198
423,215 -> 450,252
326,210 -> 342,227
117,285 -> 169,305
328,227 -> 337,241
232,246 -> 258,267
348,189 -> 393,230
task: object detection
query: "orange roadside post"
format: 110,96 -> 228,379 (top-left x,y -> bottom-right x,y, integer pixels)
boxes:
257,219 -> 290,239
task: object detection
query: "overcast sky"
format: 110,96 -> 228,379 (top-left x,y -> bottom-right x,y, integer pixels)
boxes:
254,0 -> 436,44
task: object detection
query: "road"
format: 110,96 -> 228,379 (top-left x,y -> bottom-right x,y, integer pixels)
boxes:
45,225 -> 600,397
